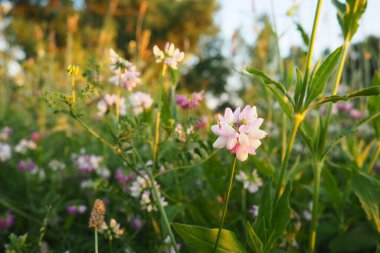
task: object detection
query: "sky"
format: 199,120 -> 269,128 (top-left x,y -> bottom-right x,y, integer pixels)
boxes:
216,0 -> 380,58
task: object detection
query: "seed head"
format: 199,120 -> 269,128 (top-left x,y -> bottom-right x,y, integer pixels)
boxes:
89,199 -> 106,229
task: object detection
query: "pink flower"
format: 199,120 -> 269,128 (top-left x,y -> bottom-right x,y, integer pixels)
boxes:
349,109 -> 363,120
211,105 -> 267,161
129,92 -> 153,115
176,91 -> 205,109
0,212 -> 14,230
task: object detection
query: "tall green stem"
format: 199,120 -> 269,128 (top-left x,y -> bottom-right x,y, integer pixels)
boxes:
297,0 -> 324,110
146,170 -> 179,253
309,160 -> 323,253
213,157 -> 237,253
367,143 -> 380,174
95,229 -> 98,253
274,114 -> 303,205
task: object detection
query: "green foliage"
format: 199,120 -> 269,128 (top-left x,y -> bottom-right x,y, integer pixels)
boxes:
352,170 -> 380,233
332,0 -> 367,40
173,223 -> 246,253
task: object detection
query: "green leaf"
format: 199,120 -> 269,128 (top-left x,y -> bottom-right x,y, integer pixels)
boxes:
295,22 -> 310,46
309,86 -> 380,109
173,223 -> 247,253
246,221 -> 263,253
368,72 -> 380,140
305,47 -> 343,106
160,205 -> 185,236
266,183 -> 292,249
294,68 -> 303,105
245,66 -> 287,95
254,179 -> 273,241
333,0 -> 367,40
351,170 -> 380,233
267,86 -> 293,118
322,168 -> 343,213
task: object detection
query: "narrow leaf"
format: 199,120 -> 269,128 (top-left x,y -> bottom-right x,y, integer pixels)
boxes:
245,66 -> 287,95
246,222 -> 263,253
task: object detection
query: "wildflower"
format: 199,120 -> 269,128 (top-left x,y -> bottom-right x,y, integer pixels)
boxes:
14,139 -> 37,154
349,109 -> 363,120
0,212 -> 14,230
89,199 -> 106,229
129,172 -> 168,212
18,159 -> 38,172
72,151 -> 103,173
48,159 -> 66,171
115,169 -> 135,192
196,117 -> 208,129
153,42 -> 185,70
129,91 -> 153,115
249,205 -> 259,218
109,49 -> 141,91
30,132 -> 41,143
97,94 -> 127,117
0,126 -> 12,141
176,91 -> 205,109
128,215 -> 143,230
160,236 -> 181,253
66,204 -> 87,215
235,169 -> 263,193
211,105 -> 267,161
99,218 -> 125,240
0,142 -> 11,161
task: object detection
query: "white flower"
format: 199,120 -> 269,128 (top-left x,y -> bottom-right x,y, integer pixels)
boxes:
235,169 -> 263,193
48,160 -> 66,171
0,142 -> 11,161
129,92 -> 153,115
211,105 -> 267,161
15,139 -> 37,154
153,42 -> 185,70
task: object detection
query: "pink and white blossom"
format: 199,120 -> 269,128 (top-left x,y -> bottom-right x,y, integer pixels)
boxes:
97,94 -> 127,117
211,105 -> 267,161
129,91 -> 153,115
153,42 -> 185,70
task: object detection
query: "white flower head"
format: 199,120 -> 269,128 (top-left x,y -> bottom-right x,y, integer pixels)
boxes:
0,142 -> 12,161
153,42 -> 185,70
129,92 -> 153,115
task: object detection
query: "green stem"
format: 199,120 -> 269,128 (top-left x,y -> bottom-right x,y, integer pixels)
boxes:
274,114 -> 303,205
147,170 -> 179,253
297,0 -> 324,110
213,156 -> 237,253
309,160 -> 323,253
95,229 -> 98,253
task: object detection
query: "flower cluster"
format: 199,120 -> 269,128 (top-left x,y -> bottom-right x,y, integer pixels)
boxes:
129,172 -> 167,212
129,91 -> 153,115
176,91 -> 205,109
153,42 -> 185,70
0,142 -> 11,162
99,218 -> 125,240
109,48 -> 141,91
48,159 -> 66,171
97,94 -> 127,117
14,139 -> 37,154
18,159 -> 38,172
235,169 -> 263,193
66,204 -> 87,215
115,169 -> 136,192
211,105 -> 267,161
325,102 -> 364,120
0,126 -> 12,141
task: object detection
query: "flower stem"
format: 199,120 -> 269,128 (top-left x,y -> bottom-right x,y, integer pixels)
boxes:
146,169 -> 179,253
213,156 -> 237,253
367,143 -> 380,174
297,0 -> 324,110
274,114 -> 302,205
71,75 -> 76,104
95,229 -> 98,253
309,160 -> 323,253
116,86 -> 121,122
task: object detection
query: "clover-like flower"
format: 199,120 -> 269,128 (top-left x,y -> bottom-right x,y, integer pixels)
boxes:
211,105 -> 267,161
129,91 -> 153,115
153,42 -> 185,70
109,48 -> 141,91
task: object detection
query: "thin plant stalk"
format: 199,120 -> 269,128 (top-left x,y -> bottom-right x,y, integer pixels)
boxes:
273,114 -> 302,205
274,0 -> 323,205
213,156 -> 237,253
367,143 -> 380,173
309,160 -> 323,253
95,229 -> 98,253
308,2 -> 361,250
116,73 -> 122,122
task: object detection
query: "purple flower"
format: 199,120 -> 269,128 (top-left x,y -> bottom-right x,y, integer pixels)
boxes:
0,212 -> 14,230
249,205 -> 259,218
176,91 -> 205,109
66,205 -> 78,215
129,216 -> 143,230
18,159 -> 37,172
